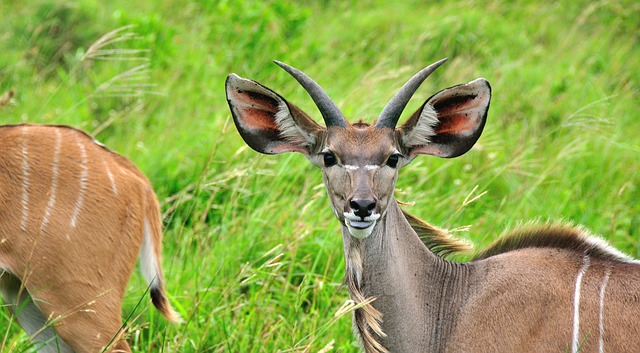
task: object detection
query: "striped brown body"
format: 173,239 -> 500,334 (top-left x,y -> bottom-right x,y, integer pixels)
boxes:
0,124 -> 179,353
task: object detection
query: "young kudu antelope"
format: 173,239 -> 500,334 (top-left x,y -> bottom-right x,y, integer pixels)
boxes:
0,124 -> 180,353
226,59 -> 640,352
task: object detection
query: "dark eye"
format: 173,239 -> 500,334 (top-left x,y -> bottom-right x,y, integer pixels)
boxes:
323,152 -> 337,167
386,154 -> 401,168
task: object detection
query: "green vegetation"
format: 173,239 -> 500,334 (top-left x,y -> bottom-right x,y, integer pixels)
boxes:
1,0 -> 638,351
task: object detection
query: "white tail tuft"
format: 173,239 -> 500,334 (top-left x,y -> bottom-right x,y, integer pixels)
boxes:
140,218 -> 181,323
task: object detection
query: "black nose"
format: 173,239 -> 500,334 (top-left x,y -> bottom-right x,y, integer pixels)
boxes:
349,198 -> 376,218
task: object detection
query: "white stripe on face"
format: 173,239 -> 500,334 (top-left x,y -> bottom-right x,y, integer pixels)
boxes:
343,165 -> 380,171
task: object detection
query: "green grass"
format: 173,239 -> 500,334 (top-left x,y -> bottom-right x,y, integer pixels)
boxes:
1,0 -> 639,351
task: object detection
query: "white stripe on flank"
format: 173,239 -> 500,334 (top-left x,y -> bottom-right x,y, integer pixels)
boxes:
41,130 -> 62,232
104,161 -> 118,196
598,267 -> 611,353
70,139 -> 88,229
20,127 -> 30,232
572,255 -> 591,353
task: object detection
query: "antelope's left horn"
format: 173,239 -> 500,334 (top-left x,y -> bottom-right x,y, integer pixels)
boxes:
274,61 -> 347,128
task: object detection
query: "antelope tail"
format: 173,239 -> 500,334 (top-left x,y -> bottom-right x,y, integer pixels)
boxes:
140,187 -> 182,323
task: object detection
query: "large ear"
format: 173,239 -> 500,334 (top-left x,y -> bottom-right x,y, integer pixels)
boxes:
398,78 -> 491,158
226,74 -> 324,155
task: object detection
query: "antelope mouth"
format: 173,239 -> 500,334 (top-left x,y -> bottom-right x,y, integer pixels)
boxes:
348,220 -> 373,229
343,213 -> 380,239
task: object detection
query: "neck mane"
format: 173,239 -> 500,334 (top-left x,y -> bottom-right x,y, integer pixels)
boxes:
473,222 -> 636,263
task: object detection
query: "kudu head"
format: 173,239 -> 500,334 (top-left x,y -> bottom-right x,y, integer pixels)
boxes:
226,59 -> 491,239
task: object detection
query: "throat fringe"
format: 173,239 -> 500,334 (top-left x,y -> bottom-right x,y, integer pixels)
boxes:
345,241 -> 389,353
343,209 -> 470,353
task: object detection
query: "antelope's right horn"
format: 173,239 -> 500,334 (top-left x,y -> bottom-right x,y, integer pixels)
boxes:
375,58 -> 448,129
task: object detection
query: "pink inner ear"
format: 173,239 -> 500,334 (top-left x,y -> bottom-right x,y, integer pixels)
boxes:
408,78 -> 490,158
431,84 -> 489,136
229,87 -> 281,130
435,113 -> 478,135
236,107 -> 277,130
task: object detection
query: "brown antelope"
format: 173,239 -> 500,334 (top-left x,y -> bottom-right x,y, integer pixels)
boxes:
0,124 -> 180,352
226,59 -> 640,352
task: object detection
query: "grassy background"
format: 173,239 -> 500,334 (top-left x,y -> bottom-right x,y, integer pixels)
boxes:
0,0 -> 638,351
